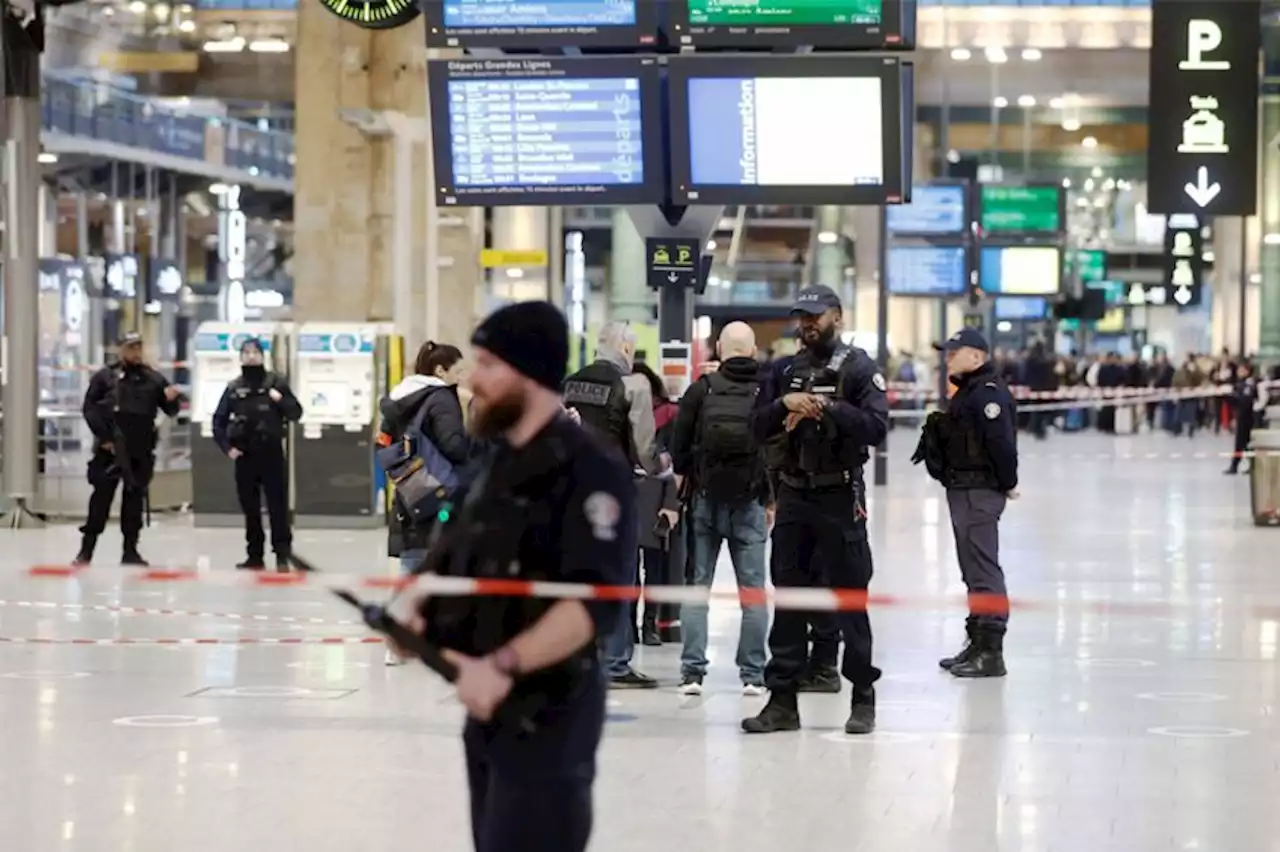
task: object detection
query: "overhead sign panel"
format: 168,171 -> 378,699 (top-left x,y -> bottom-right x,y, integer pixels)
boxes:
666,54 -> 906,206
427,56 -> 664,207
978,185 -> 1064,236
886,184 -> 967,236
1146,0 -> 1261,216
1160,215 -> 1206,307
423,0 -> 658,48
978,246 -> 1062,297
670,0 -> 913,50
886,246 -> 968,297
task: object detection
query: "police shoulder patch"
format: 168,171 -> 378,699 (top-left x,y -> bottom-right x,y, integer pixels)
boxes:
583,491 -> 620,541
872,373 -> 887,392
984,402 -> 1001,420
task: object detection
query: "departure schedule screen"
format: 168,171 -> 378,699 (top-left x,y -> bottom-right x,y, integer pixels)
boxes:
685,76 -> 883,187
887,246 -> 968,297
686,0 -> 882,25
430,58 -> 661,205
442,0 -> 636,29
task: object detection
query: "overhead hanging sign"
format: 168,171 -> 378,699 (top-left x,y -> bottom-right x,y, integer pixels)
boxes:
1146,0 -> 1261,216
1161,215 -> 1205,308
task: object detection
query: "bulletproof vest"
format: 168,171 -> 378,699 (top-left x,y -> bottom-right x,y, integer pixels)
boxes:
562,361 -> 634,462
942,377 -> 1001,490
227,375 -> 279,449
782,346 -> 860,477
113,365 -> 159,421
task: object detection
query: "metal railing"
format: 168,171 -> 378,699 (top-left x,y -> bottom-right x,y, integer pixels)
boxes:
41,70 -> 296,180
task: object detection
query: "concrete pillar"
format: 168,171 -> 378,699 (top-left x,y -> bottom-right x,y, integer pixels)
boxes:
1259,51 -> 1280,359
489,207 -> 550,304
814,206 -> 845,292
1211,215 -> 1261,355
37,181 -> 56,256
608,206 -> 651,323
850,206 -> 879,338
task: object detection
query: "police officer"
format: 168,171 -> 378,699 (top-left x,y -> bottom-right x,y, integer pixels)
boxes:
211,338 -> 303,571
1225,361 -> 1268,475
933,328 -> 1017,679
74,331 -> 182,566
389,301 -> 635,852
743,285 -> 889,735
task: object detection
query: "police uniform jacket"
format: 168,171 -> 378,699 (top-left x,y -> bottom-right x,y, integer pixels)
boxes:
82,361 -> 180,455
423,414 -> 637,701
210,371 -> 303,454
942,363 -> 1018,492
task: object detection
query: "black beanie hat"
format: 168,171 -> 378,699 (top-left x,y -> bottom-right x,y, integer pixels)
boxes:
470,301 -> 569,391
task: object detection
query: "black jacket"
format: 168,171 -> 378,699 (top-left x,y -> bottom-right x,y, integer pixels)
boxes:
670,355 -> 769,504
82,361 -> 181,453
378,377 -> 471,555
210,370 -> 303,454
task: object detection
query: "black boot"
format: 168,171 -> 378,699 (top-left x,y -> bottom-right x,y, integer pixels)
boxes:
949,630 -> 1007,679
72,534 -> 97,566
939,621 -> 978,670
640,610 -> 662,646
121,543 -> 148,567
742,690 -> 801,734
237,557 -> 266,571
798,663 -> 841,693
844,686 -> 876,735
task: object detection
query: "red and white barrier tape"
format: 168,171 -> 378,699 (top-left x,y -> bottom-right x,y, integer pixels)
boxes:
18,567 -> 1280,619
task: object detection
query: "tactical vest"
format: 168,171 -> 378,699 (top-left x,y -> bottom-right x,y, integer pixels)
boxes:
942,377 -> 1001,490
113,365 -> 158,420
781,346 -> 864,484
562,361 -> 635,462
227,375 -> 280,450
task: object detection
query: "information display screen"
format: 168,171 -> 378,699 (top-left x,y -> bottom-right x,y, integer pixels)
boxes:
887,246 -> 968,297
671,0 -> 913,49
979,185 -> 1064,235
994,297 -> 1049,321
886,184 -> 967,235
667,55 -> 905,205
423,1 -> 658,48
979,246 -> 1062,296
427,57 -> 663,207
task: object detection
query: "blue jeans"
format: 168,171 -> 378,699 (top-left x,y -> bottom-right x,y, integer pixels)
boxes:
400,549 -> 426,575
601,546 -> 639,677
681,497 -> 769,684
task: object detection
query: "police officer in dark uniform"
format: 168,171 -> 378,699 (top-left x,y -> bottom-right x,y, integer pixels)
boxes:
388,302 -> 635,852
743,286 -> 889,735
1225,361 -> 1267,474
211,338 -> 304,571
74,331 -> 183,566
931,329 -> 1017,678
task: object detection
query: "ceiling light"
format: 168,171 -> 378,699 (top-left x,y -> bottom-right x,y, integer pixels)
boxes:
1084,179 -> 1095,192
947,149 -> 961,163
1082,136 -> 1098,149
817,231 -> 838,245
1017,95 -> 1036,108
178,19 -> 195,32
1049,97 -> 1065,110
1021,48 -> 1042,61
993,96 -> 1009,108
950,47 -> 971,61
705,240 -> 717,251
1091,166 -> 1104,177
202,37 -> 245,52
1061,178 -> 1071,188
101,5 -> 114,15
1062,118 -> 1082,132
38,152 -> 57,164
128,0 -> 147,13
248,38 -> 289,53
505,268 -> 524,279
1264,233 -> 1280,246
152,2 -> 171,20
985,46 -> 1008,64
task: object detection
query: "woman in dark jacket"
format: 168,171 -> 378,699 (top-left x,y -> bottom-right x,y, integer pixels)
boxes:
376,341 -> 469,663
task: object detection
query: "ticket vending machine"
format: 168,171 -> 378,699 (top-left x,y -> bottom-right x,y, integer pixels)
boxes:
190,322 -> 285,527
292,322 -> 386,528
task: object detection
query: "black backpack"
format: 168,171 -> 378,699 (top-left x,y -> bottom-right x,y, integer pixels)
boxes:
696,373 -> 760,504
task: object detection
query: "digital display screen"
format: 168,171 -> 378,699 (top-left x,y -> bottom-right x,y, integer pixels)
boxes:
886,246 -> 968,297
886,184 -> 967,235
979,246 -> 1062,296
979,185 -> 1063,234
1065,248 -> 1107,283
424,1 -> 657,48
668,55 -> 905,205
994,297 -> 1049,321
672,0 -> 910,49
427,57 -> 663,207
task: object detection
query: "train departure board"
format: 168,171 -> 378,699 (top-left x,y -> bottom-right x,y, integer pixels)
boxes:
979,246 -> 1063,296
887,246 -> 968,297
423,0 -> 658,48
886,184 -> 967,235
671,0 -> 913,49
427,57 -> 663,207
979,185 -> 1064,235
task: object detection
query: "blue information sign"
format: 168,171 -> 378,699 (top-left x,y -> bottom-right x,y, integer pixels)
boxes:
887,246 -> 968,297
886,185 -> 967,235
443,0 -> 635,28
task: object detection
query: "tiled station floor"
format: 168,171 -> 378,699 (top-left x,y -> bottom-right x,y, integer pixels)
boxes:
1,430 -> 1278,851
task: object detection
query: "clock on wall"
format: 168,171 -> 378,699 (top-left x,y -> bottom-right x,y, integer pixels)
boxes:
315,0 -> 421,30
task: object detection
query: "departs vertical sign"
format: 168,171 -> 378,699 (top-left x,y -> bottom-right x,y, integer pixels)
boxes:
1146,1 -> 1261,216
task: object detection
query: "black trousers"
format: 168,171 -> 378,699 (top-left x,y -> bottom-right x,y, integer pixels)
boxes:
765,483 -> 880,692
234,448 -> 291,559
1228,415 -> 1255,473
82,448 -> 153,544
464,673 -> 605,852
946,488 -> 1008,633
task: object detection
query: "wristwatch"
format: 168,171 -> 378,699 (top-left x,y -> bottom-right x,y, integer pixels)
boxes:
491,645 -> 520,677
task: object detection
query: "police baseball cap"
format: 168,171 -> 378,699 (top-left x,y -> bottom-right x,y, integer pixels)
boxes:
790,286 -> 842,315
118,331 -> 143,348
935,328 -> 990,353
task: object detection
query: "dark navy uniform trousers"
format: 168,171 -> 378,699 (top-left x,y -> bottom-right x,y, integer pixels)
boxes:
945,488 -> 1009,633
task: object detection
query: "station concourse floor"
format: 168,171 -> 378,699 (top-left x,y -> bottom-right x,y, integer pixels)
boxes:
1,430 -> 1278,852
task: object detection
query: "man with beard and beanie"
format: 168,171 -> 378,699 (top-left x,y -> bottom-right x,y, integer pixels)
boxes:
211,338 -> 304,571
929,328 -> 1017,678
74,331 -> 183,566
742,285 -> 888,736
561,321 -> 662,689
386,301 -> 635,852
